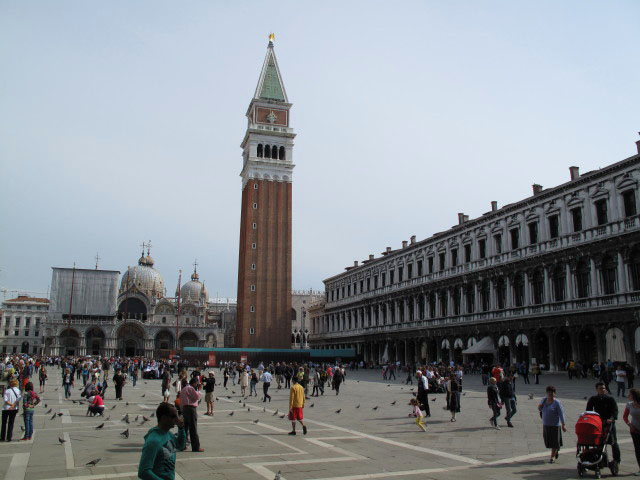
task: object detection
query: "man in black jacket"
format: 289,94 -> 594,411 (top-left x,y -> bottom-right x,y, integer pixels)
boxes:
498,374 -> 516,428
487,377 -> 502,429
586,382 -> 620,466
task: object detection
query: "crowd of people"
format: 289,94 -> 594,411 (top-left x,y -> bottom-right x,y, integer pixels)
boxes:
2,353 -> 640,478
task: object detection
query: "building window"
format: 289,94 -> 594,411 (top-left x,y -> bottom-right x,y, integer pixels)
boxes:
513,273 -> 525,307
162,317 -> 166,324
14,331 -> 19,336
494,234 -> 502,254
528,222 -> 538,245
390,270 -> 395,284
452,287 -> 461,315
428,257 -> 434,274
252,243 -> 256,249
253,183 -> 258,189
11,347 -> 16,354
252,223 -> 257,229
35,318 -> 40,327
417,260 -> 423,276
366,278 -> 371,291
257,144 -> 263,157
552,264 -> 565,301
381,272 -> 386,286
601,255 -> 617,295
407,263 -> 413,279
439,291 -> 447,317
25,318 -> 30,327
576,258 -> 590,298
3,331 -> 7,337
478,239 -> 486,259
251,263 -> 256,270
571,207 -> 583,232
253,203 -> 258,209
464,244 -> 471,263
250,327 -> 255,335
451,249 -> 458,267
532,269 -> 544,304
374,275 -> 378,289
347,285 -> 351,296
629,249 -> 640,291
496,277 -> 506,309
623,190 -> 637,217
24,331 -> 29,337
15,318 -> 20,326
510,229 -> 519,250
398,266 -> 404,281
549,215 -> 560,239
250,285 -> 256,291
439,253 -> 445,271
250,306 -> 255,312
595,199 -> 608,226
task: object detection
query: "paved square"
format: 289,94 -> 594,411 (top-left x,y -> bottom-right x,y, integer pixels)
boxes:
3,369 -> 639,479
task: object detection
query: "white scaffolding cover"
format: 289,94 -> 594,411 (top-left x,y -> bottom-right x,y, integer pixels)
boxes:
462,336 -> 496,355
50,268 -> 120,316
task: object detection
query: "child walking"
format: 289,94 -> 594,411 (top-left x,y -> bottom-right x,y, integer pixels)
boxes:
408,398 -> 426,431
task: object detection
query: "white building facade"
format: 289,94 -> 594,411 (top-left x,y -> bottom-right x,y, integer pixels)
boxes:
0,296 -> 48,355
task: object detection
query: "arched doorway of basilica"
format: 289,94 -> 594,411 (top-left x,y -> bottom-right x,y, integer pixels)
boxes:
117,323 -> 145,357
86,328 -> 105,356
179,331 -> 199,350
21,342 -> 29,354
118,298 -> 147,321
555,330 -> 572,370
535,331 -> 550,370
60,328 -> 80,356
155,330 -> 175,351
578,329 -> 598,366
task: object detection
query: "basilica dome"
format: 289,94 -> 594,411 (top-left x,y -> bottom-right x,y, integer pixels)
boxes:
120,253 -> 164,299
180,270 -> 208,303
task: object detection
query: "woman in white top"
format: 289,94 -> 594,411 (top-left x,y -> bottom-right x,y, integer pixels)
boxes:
616,367 -> 627,398
1,379 -> 22,442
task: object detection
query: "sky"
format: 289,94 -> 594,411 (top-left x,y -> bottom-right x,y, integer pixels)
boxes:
1,1 -> 639,300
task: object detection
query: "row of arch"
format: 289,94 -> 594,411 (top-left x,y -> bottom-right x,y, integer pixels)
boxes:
257,144 -> 285,160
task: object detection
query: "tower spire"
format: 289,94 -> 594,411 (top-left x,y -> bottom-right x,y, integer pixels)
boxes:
254,34 -> 288,103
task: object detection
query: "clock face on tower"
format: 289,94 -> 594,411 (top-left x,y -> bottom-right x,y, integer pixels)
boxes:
267,111 -> 277,124
255,107 -> 288,126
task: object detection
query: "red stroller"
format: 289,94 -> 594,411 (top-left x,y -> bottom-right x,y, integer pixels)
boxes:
575,411 -> 618,478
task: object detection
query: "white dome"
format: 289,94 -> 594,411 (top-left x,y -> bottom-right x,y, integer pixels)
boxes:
120,261 -> 164,299
180,271 -> 208,302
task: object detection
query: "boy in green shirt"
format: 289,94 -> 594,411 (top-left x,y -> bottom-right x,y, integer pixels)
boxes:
138,403 -> 186,480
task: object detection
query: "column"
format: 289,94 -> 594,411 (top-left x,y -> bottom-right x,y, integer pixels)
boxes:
403,298 -> 409,322
489,279 -> 496,310
523,271 -> 530,306
617,251 -> 628,293
548,332 -> 557,371
461,285 -> 468,314
543,266 -> 550,303
565,263 -> 574,300
446,289 -> 452,316
474,282 -> 481,312
590,258 -> 599,297
505,276 -> 512,308
404,339 -> 409,365
78,337 -> 87,356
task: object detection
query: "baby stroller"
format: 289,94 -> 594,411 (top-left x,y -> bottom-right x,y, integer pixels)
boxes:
575,411 -> 618,478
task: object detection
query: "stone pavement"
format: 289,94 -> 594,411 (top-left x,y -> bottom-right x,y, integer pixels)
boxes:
1,368 -> 638,479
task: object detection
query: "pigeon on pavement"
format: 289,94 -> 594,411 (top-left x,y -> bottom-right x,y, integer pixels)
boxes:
58,437 -> 66,444
86,458 -> 101,467
95,423 -> 104,429
120,429 -> 129,439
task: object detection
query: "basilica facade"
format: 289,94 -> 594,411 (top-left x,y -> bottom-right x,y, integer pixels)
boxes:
43,249 -> 231,358
310,139 -> 640,371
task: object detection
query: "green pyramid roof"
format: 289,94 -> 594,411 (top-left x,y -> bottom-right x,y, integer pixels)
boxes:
258,50 -> 286,102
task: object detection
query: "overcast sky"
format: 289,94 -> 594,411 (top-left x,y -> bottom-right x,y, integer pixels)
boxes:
1,1 -> 639,300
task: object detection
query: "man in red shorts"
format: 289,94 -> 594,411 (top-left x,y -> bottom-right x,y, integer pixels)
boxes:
288,377 -> 307,435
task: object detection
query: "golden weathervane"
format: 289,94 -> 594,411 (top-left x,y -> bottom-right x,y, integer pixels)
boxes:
269,33 -> 275,43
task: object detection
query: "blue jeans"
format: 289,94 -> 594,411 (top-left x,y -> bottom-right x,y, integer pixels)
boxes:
617,381 -> 626,397
132,376 -> 137,387
63,383 -> 71,398
23,411 -> 33,438
250,383 -> 257,396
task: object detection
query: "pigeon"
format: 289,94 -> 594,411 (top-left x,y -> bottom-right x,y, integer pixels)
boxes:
111,405 -> 117,410
239,400 -> 242,404
355,404 -> 360,408
431,398 -> 436,402
372,406 -> 379,411
134,415 -> 139,422
274,470 -> 282,480
144,381 -> 148,384
357,380 -> 360,383
584,396 -> 588,400
122,414 -> 129,422
412,393 -> 417,397
126,402 -> 129,406
44,403 -> 48,408
386,384 -> 390,387
462,393 -> 466,396
232,391 -> 236,394
58,437 -> 66,444
86,458 -> 101,467
401,388 -> 403,390
95,423 -> 104,429
142,416 -> 150,422
335,409 -> 342,414
272,410 -> 278,416
310,404 -> 314,408
216,397 -> 219,401
280,414 -> 285,419
125,417 -> 130,424
263,407 -> 266,413
243,403 -> 246,407
391,401 -> 396,405
120,429 -> 129,439
50,413 -> 57,420
141,394 -> 145,398
228,411 -> 234,416
528,393 -> 534,400
57,412 -> 64,417
410,388 -> 414,391
151,412 -> 155,417
55,388 -> 59,391
227,396 -> 232,399
106,415 -> 111,421
46,408 -> 52,414
247,408 -> 251,412
72,400 -> 78,404
253,419 -> 260,424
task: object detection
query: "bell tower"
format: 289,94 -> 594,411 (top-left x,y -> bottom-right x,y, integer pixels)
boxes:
236,34 -> 295,348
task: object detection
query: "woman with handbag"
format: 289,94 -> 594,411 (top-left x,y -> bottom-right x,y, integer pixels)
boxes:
1,379 -> 22,442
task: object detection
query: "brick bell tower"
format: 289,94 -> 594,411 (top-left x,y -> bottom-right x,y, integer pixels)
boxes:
236,34 -> 295,349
